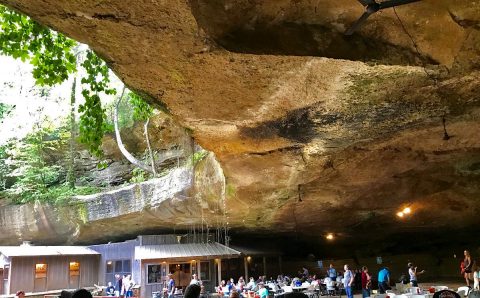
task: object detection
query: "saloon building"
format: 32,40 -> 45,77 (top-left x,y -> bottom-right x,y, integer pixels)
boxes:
0,243 -> 99,295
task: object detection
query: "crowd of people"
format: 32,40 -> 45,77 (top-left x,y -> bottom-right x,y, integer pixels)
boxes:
209,261 -> 429,298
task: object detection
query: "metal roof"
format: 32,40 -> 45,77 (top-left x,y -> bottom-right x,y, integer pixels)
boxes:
229,245 -> 283,256
0,246 -> 100,257
135,242 -> 241,260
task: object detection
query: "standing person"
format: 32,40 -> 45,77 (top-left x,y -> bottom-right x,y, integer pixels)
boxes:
302,267 -> 309,278
167,273 -> 176,298
121,275 -> 128,297
473,263 -> 479,291
408,262 -> 425,287
355,269 -> 362,290
114,274 -> 123,297
464,250 -> 473,287
377,267 -> 390,294
361,266 -> 371,298
343,265 -> 354,298
124,275 -> 134,298
327,264 -> 337,281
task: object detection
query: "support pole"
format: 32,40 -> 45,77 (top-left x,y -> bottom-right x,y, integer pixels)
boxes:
263,257 -> 267,277
244,257 -> 249,280
217,259 -> 222,285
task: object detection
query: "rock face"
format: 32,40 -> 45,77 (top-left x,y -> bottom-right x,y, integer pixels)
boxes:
1,0 -> 480,248
0,153 -> 225,245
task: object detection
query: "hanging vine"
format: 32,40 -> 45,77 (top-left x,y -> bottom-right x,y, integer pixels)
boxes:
78,50 -> 116,156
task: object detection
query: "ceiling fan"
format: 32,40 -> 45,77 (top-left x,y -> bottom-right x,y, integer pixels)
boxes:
345,0 -> 421,35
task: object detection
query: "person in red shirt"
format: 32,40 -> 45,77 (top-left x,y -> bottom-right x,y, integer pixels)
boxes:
361,266 -> 371,298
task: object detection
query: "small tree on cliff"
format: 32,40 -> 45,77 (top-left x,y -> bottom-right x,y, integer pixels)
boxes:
113,87 -> 156,175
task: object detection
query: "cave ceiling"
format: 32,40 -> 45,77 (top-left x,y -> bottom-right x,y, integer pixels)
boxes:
1,0 -> 480,248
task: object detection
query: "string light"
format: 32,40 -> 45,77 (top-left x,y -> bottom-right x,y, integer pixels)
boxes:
326,233 -> 334,240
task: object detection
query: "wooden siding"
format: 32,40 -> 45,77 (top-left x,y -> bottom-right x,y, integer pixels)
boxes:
9,255 -> 99,294
89,240 -> 139,286
140,259 -> 217,298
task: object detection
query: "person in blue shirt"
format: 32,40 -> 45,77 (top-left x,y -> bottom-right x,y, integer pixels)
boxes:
257,283 -> 269,298
167,273 -> 176,298
378,267 -> 391,294
327,264 -> 337,281
343,265 -> 354,298
106,282 -> 115,296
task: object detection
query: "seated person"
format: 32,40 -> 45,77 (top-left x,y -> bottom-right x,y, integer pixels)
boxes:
246,278 -> 256,291
106,282 -> 115,296
257,284 -> 268,298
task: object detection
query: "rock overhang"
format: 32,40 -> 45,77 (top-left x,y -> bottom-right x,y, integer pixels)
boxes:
1,0 -> 480,252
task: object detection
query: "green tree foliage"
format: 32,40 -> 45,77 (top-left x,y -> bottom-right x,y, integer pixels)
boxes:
79,50 -> 116,156
0,103 -> 14,123
7,119 -> 63,202
129,92 -> 153,121
2,118 -> 100,203
0,145 -> 10,191
0,6 -> 76,86
0,5 -> 115,156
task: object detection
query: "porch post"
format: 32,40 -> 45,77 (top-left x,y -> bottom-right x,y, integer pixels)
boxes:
244,257 -> 249,280
217,259 -> 222,285
263,256 -> 267,277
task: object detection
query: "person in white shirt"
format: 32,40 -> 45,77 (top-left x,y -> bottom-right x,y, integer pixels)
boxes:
190,274 -> 201,286
246,277 -> 256,290
408,262 -> 425,287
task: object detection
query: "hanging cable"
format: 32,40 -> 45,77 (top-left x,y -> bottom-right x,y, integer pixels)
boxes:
393,7 -> 437,84
393,6 -> 453,140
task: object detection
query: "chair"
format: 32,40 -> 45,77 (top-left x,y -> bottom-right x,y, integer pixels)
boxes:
458,287 -> 471,297
325,279 -> 336,296
408,287 -> 420,294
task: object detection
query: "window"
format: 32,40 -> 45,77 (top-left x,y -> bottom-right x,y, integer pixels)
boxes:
147,264 -> 164,284
123,260 -> 131,272
200,261 -> 210,281
69,261 -> 80,277
105,260 -> 132,285
115,260 -> 123,273
35,263 -> 47,278
106,261 -> 113,273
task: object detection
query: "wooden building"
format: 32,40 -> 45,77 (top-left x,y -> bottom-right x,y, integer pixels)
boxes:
89,235 -> 241,298
0,243 -> 99,295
